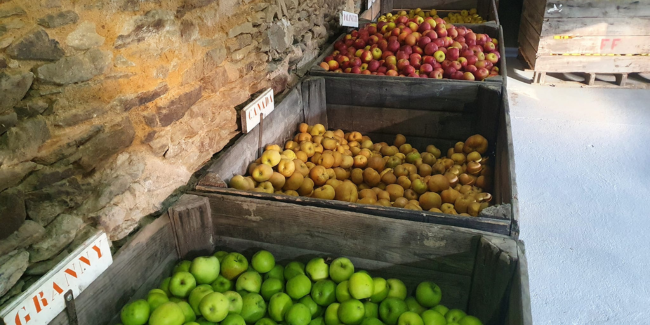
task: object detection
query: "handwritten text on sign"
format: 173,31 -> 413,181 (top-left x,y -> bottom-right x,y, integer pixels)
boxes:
242,88 -> 275,133
1,232 -> 112,325
340,11 -> 359,28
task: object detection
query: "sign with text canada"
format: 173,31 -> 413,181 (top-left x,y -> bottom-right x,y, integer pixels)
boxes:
1,232 -> 112,325
242,88 -> 275,134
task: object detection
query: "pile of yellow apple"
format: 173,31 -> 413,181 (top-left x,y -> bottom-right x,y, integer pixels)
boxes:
379,8 -> 486,25
229,124 -> 494,217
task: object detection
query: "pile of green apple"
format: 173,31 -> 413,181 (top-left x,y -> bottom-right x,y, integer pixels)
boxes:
119,250 -> 483,325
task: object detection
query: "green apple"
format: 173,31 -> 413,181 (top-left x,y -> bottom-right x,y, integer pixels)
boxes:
405,297 -> 426,315
236,270 -> 263,293
264,265 -> 285,281
284,261 -> 306,280
432,305 -> 448,316
445,310 -> 466,323
120,299 -> 150,325
160,277 -> 172,296
174,260 -> 192,274
196,318 -> 217,325
186,322 -> 201,325
170,271 -> 197,298
324,303 -> 341,325
221,253 -> 249,280
191,256 -> 221,285
386,279 -> 407,300
310,317 -> 325,325
212,275 -> 233,293
268,292 -> 293,322
348,273 -> 373,300
286,274 -> 312,300
415,282 -> 441,308
337,299 -> 365,325
224,291 -> 243,314
421,310 -> 446,325
256,317 -> 278,325
329,258 -> 354,283
286,303 -> 313,325
370,278 -> 388,303
335,281 -> 351,303
241,293 -> 267,323
364,301 -> 378,319
300,295 -> 323,318
361,318 -> 385,325
311,279 -> 336,306
397,312 -> 423,325
199,292 -> 230,322
305,258 -> 329,281
222,314 -> 247,325
189,285 -> 214,315
458,315 -> 483,325
379,298 -> 408,325
148,289 -> 169,311
169,296 -> 183,303
178,300 -> 197,322
261,278 -> 285,301
149,302 -> 185,325
214,251 -> 229,262
252,250 -> 276,273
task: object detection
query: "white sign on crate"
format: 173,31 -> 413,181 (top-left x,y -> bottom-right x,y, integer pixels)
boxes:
1,232 -> 112,325
340,11 -> 359,28
242,88 -> 275,134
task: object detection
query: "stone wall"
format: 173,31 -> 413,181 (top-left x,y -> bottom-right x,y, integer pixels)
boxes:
0,0 -> 356,306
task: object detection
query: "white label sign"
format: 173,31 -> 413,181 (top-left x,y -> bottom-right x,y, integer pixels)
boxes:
1,232 -> 112,325
241,88 -> 275,134
340,11 -> 359,28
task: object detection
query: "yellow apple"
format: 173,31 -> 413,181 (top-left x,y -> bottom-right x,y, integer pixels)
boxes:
277,159 -> 296,177
252,164 -> 273,182
261,150 -> 282,167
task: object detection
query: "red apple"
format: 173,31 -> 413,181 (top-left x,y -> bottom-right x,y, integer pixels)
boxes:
451,71 -> 464,80
396,16 -> 409,24
412,46 -> 423,55
328,60 -> 339,70
436,26 -> 447,38
450,60 -> 462,71
461,49 -> 474,58
377,66 -> 388,73
368,35 -> 379,45
475,60 -> 487,69
354,39 -> 366,49
465,65 -> 477,73
361,50 -> 373,62
448,28 -> 458,38
466,32 -> 476,41
403,66 -> 416,75
474,68 -> 489,80
368,25 -> 378,34
400,45 -> 413,55
423,56 -> 436,65
350,57 -> 362,67
433,38 -> 445,47
386,70 -> 398,76
447,48 -> 459,61
344,67 -> 351,73
463,72 -> 475,81
368,60 -> 381,72
486,52 -> 498,64
385,55 -> 397,66
425,30 -> 438,39
484,42 -> 496,52
405,34 -> 417,46
396,51 -> 409,60
378,39 -> 388,51
391,28 -> 401,37
444,66 -> 457,77
407,22 -> 419,32
385,63 -> 397,71
324,55 -> 334,62
424,43 -> 439,55
418,36 -> 431,48
388,40 -> 400,52
466,55 -> 478,65
418,22 -> 433,33
429,69 -> 443,79
420,63 -> 433,74
361,69 -> 372,75
397,59 -> 410,70
381,50 -> 394,59
458,57 -> 468,67
319,62 -> 329,70
419,74 -> 428,78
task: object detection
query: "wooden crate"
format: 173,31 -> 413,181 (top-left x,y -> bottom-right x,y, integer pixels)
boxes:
519,0 -> 650,85
361,0 -> 500,23
194,76 -> 519,237
310,24 -> 508,86
51,194 -> 532,325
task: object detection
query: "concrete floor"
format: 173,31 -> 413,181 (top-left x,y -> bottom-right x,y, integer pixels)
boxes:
506,57 -> 650,324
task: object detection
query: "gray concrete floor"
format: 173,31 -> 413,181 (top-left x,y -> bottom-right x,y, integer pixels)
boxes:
506,57 -> 650,324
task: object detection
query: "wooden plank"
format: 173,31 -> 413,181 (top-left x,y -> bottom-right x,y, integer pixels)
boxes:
467,237 -> 517,325
213,236 -> 472,309
380,0 -> 394,14
616,73 -> 628,86
544,0 -> 650,18
168,194 -> 213,259
518,16 -> 541,53
505,242 -> 533,325
533,55 -> 650,73
519,33 -> 539,69
200,191 -> 505,275
301,77 -> 329,128
495,91 -> 519,238
475,84 -> 502,146
206,86 -> 303,180
51,215 -> 178,325
538,35 -> 650,55
326,104 -> 476,140
192,187 -> 511,237
540,17 -> 650,37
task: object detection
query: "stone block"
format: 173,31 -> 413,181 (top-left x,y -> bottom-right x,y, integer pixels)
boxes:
180,19 -> 198,43
114,10 -> 175,49
66,21 -> 105,50
0,71 -> 34,115
25,224 -> 94,275
120,83 -> 169,112
228,22 -> 255,38
148,85 -> 202,127
0,161 -> 37,192
0,220 -> 45,256
0,112 -> 17,135
0,250 -> 29,297
0,116 -> 50,166
33,124 -> 103,165
35,48 -> 112,85
268,18 -> 294,53
202,66 -> 228,94
5,27 -> 64,61
0,4 -> 25,19
37,10 -> 79,28
28,214 -> 84,262
226,33 -> 252,53
0,190 -> 26,240
231,41 -> 258,62
76,117 -> 135,171
25,177 -> 87,227
176,0 -> 217,18
13,97 -> 49,119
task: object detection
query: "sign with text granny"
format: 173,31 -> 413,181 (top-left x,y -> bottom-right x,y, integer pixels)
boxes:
242,88 -> 275,134
0,232 -> 112,325
340,11 -> 359,28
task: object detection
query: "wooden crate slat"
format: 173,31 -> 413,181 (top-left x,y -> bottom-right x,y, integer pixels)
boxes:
540,17 -> 650,37
519,15 -> 541,53
213,236 -> 472,309
538,35 -> 650,55
533,55 -> 650,73
544,0 -> 650,19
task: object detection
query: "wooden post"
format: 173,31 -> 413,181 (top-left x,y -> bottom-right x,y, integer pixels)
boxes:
586,73 -> 596,86
616,73 -> 628,87
168,195 -> 213,259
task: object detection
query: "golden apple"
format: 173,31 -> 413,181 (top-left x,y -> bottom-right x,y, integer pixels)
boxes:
467,151 -> 482,162
269,172 -> 286,190
359,189 -> 378,201
310,123 -> 326,136
367,156 -> 386,172
318,153 -> 335,168
313,135 -> 324,145
277,159 -> 296,177
351,168 -> 364,184
353,155 -> 368,168
335,181 -> 358,202
393,197 -> 408,208
310,166 -> 329,186
397,175 -> 411,189
265,144 -> 281,152
282,150 -> 297,160
300,142 -> 315,157
299,123 -> 309,133
426,145 -> 441,158
450,153 -> 466,165
313,185 -> 336,200
386,184 -> 405,201
377,199 -> 392,207
428,174 -> 450,193
248,162 -> 259,176
257,181 -> 274,193
404,189 -> 419,200
295,151 -> 308,162
283,172 -> 304,190
394,134 -> 406,147
399,143 -> 413,154
297,133 -> 312,142
293,159 -> 310,176
298,178 -> 315,196
358,197 -> 377,205
252,164 -> 274,182
322,138 -> 338,150
419,192 -> 442,210
363,168 -> 381,186
326,179 -> 342,189
285,140 -> 299,150
463,134 -> 488,154
230,175 -> 252,190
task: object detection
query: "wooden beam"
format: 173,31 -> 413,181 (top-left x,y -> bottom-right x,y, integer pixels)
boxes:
168,195 -> 214,259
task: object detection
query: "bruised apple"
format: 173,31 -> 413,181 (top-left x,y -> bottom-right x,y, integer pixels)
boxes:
463,134 -> 488,154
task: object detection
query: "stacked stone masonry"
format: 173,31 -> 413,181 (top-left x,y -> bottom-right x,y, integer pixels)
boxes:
0,0 -> 358,306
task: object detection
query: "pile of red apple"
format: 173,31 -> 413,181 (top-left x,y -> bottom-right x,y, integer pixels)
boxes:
318,16 -> 500,80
